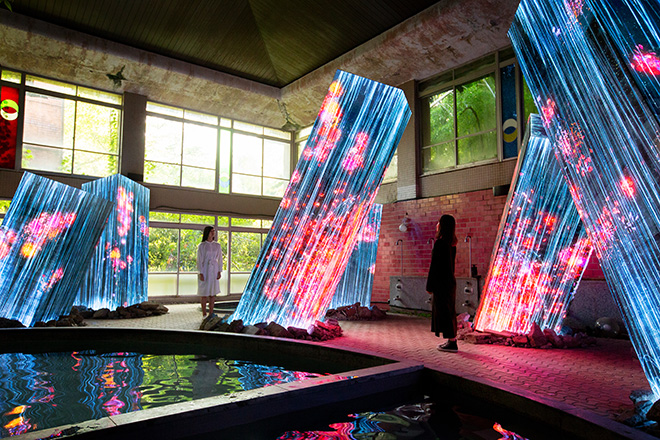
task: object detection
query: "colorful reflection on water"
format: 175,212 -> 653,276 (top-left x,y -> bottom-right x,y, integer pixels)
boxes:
277,402 -> 530,440
0,351 -> 326,437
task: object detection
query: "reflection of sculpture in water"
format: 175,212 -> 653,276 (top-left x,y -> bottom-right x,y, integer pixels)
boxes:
190,356 -> 222,400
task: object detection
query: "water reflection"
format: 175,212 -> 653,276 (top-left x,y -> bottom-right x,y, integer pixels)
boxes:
0,351 -> 325,438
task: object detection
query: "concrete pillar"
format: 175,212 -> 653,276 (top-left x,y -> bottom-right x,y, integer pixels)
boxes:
120,92 -> 147,181
396,80 -> 419,201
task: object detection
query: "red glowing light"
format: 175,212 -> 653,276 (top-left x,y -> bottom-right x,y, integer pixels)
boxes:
631,45 -> 660,76
493,422 -> 529,440
342,132 -> 369,172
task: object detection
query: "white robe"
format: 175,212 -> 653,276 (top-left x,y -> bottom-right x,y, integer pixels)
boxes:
197,241 -> 223,296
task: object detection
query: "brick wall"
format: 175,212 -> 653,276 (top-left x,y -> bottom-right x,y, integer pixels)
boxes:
372,188 -> 605,306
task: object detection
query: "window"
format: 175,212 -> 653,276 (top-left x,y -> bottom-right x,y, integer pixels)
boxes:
21,75 -> 121,177
144,103 -> 218,190
148,212 -> 270,297
420,49 -> 532,174
224,122 -> 291,198
145,102 -> 292,197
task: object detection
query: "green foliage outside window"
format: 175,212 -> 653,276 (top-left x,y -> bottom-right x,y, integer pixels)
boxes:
148,228 -> 179,272
231,232 -> 262,272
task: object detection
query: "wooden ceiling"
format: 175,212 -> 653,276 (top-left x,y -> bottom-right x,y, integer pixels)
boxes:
8,0 -> 441,87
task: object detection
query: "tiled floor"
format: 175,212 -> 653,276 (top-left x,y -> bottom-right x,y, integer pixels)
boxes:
86,303 -> 648,422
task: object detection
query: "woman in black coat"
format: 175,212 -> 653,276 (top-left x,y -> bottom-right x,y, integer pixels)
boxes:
426,214 -> 458,352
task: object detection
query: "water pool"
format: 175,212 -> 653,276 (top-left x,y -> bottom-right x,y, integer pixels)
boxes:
0,351 -> 328,437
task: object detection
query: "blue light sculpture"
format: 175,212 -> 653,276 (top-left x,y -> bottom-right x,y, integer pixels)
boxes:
76,174 -> 150,310
510,0 -> 660,395
329,203 -> 382,309
474,114 -> 592,334
232,71 -> 410,328
0,172 -> 112,326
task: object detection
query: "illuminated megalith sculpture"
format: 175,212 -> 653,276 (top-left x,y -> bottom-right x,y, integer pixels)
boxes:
510,0 -> 660,395
232,70 -> 410,328
76,174 -> 150,310
474,114 -> 592,334
329,203 -> 382,309
0,172 -> 112,326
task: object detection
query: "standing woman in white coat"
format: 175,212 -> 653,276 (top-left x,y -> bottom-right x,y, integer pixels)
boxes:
197,226 -> 223,317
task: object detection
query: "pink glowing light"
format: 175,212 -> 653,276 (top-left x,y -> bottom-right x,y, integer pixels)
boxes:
493,422 -> 529,440
541,98 -> 557,126
631,45 -> 660,76
18,212 -> 77,258
0,227 -> 16,259
341,133 -> 369,172
116,187 -> 134,237
620,176 -> 636,198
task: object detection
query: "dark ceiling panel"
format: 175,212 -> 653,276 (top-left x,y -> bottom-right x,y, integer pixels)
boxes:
9,0 -> 440,87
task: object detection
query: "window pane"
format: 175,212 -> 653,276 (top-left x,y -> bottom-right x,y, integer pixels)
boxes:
77,87 -> 122,105
262,220 -> 273,229
231,232 -> 261,272
147,102 -> 184,118
457,130 -> 497,165
296,126 -> 313,140
217,230 -> 228,272
181,214 -> 215,224
523,77 -> 539,132
219,129 -> 231,194
148,227 -> 179,272
234,120 -> 263,135
26,75 -> 76,95
178,273 -> 198,296
232,133 -> 262,175
1,70 -> 21,84
424,90 -> 454,146
182,165 -> 215,190
264,126 -> 291,140
383,153 -> 397,181
179,229 -> 202,272
232,218 -> 261,228
218,216 -> 229,227
150,212 -> 180,222
145,116 -> 183,163
220,118 -> 232,128
182,123 -> 217,168
74,102 -> 120,154
22,144 -> 72,173
184,109 -> 218,125
422,142 -> 455,173
73,151 -> 118,177
24,92 -> 75,148
263,139 -> 290,179
148,273 -> 177,297
230,273 -> 250,294
232,173 -> 261,195
456,73 -> 496,137
144,161 -> 181,186
0,200 -> 10,214
263,177 -> 288,198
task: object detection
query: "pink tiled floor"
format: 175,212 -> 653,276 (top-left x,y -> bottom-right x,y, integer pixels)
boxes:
88,304 -> 648,421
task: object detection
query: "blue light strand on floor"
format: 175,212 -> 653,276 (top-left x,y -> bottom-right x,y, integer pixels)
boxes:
474,114 -> 592,334
231,71 -> 410,329
510,0 -> 660,396
76,174 -> 150,310
0,172 -> 112,326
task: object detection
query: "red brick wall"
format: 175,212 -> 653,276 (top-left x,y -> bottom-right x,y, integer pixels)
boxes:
372,188 -> 605,306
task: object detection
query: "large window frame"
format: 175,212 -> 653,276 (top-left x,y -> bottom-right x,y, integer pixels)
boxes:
145,101 -> 293,198
419,48 -> 536,175
3,70 -> 123,178
148,212 -> 272,298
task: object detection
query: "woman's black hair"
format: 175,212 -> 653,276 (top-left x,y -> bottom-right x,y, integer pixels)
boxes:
437,214 -> 457,245
201,226 -> 214,243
